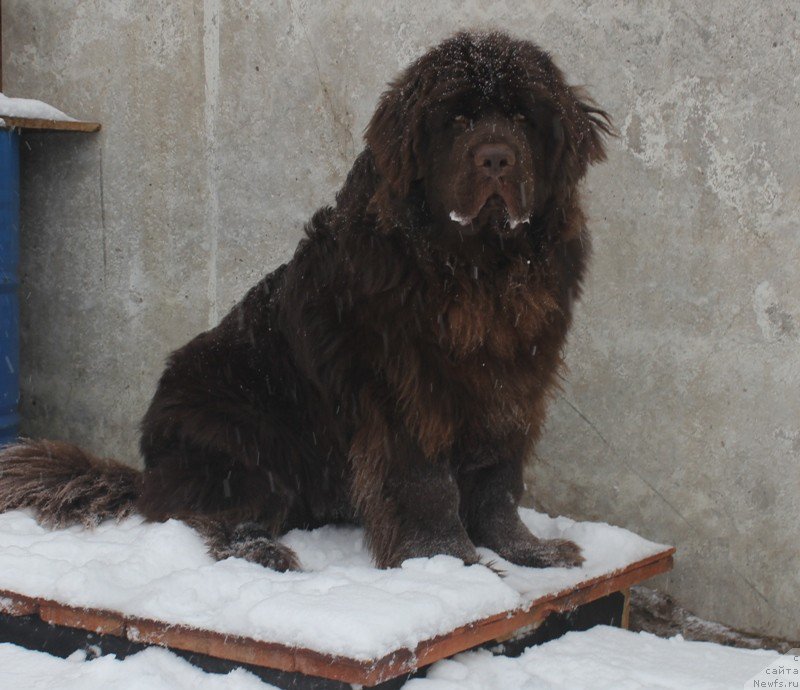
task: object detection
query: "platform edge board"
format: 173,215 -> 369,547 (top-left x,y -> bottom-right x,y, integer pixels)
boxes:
0,116 -> 101,132
39,601 -> 127,637
0,590 -> 38,616
365,548 -> 675,684
0,546 -> 675,687
0,590 -> 383,686
125,618 -> 381,682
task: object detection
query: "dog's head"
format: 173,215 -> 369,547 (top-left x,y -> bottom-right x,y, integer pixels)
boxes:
365,32 -> 611,237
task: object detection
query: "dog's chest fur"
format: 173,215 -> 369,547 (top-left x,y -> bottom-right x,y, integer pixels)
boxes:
439,264 -> 560,360
380,256 -> 568,456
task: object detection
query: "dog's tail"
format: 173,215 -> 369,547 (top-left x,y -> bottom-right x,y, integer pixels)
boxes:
0,438 -> 141,528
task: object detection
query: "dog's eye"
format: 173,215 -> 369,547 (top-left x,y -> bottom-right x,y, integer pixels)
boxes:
453,115 -> 470,129
513,113 -> 527,124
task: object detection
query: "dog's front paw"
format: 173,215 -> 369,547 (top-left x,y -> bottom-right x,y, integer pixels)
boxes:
211,522 -> 301,571
528,537 -> 584,568
380,534 -> 480,568
493,536 -> 584,569
228,537 -> 301,571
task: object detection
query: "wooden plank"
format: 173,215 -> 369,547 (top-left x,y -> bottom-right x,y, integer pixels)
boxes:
0,590 -> 39,616
126,618 -> 380,683
0,547 -> 674,687
39,602 -> 126,637
621,587 -> 631,630
0,116 -> 101,132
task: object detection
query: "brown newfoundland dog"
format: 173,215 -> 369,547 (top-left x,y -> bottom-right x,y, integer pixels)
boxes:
0,32 -> 610,571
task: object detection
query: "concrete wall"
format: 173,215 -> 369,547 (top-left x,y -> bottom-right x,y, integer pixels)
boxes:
3,1 -> 798,639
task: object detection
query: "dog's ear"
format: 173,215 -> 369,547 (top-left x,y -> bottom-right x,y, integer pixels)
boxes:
549,86 -> 613,194
570,87 -> 613,167
364,73 -> 424,200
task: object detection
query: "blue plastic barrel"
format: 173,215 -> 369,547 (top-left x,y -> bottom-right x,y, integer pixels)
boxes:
0,129 -> 20,446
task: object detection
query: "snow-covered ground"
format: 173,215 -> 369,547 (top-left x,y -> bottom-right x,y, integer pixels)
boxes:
410,626 -> 792,690
0,508 -> 668,660
0,644 -> 269,690
0,626 -> 790,690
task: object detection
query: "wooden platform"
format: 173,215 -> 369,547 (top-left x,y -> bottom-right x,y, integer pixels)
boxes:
0,546 -> 673,687
0,116 -> 101,132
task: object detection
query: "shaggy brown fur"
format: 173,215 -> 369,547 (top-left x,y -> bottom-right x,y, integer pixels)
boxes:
0,32 -> 610,571
0,439 -> 140,528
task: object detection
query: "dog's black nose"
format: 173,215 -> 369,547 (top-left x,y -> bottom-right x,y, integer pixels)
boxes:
474,143 -> 516,178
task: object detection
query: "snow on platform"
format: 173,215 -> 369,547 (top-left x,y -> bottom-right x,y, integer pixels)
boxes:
0,508 -> 670,664
0,92 -> 100,132
0,626 -> 784,690
0,93 -> 76,122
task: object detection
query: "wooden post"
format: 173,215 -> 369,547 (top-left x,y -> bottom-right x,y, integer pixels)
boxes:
621,587 -> 631,629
